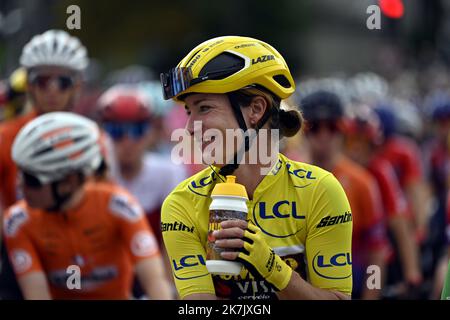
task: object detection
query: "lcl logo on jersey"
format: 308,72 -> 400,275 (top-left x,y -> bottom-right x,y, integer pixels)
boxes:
253,200 -> 304,238
312,251 -> 352,280
188,172 -> 219,196
171,254 -> 209,280
286,163 -> 317,180
172,254 -> 206,271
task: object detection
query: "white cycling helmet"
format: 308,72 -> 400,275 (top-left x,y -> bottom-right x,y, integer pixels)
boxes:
20,29 -> 88,71
12,112 -> 102,184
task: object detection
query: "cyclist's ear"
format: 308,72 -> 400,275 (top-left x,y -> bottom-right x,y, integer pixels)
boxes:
246,96 -> 268,127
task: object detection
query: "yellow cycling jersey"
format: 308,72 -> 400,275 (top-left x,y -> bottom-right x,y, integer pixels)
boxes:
162,153 -> 352,300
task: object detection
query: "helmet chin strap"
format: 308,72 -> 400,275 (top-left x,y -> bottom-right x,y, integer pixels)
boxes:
45,180 -> 73,212
218,92 -> 275,177
46,173 -> 84,212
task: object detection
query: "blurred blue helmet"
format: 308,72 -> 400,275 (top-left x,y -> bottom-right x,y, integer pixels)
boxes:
374,105 -> 397,139
300,90 -> 344,122
426,92 -> 450,120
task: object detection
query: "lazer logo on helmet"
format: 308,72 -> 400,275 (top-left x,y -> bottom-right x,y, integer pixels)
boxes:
316,211 -> 352,228
251,55 -> 275,65
312,252 -> 352,280
172,254 -> 206,271
187,54 -> 201,69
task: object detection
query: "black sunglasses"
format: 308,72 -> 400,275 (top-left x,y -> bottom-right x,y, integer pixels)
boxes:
21,171 -> 44,188
30,74 -> 75,91
103,122 -> 150,141
306,121 -> 339,135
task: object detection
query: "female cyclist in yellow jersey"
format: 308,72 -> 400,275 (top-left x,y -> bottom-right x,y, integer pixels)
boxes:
160,36 -> 353,300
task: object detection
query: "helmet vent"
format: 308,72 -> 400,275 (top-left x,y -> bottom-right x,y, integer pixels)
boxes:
273,75 -> 291,89
199,52 -> 245,80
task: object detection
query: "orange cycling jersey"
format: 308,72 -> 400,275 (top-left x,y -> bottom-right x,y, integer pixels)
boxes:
3,181 -> 159,299
0,110 -> 37,209
333,156 -> 388,297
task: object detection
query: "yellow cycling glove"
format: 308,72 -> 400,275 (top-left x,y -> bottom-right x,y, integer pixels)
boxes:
237,222 -> 292,291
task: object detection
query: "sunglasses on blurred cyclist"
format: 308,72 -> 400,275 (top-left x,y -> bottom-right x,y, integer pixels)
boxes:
29,73 -> 75,91
305,120 -> 340,135
103,122 -> 150,141
21,171 -> 44,188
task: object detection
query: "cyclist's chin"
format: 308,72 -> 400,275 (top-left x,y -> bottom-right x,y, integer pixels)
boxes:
201,151 -> 228,167
25,198 -> 48,209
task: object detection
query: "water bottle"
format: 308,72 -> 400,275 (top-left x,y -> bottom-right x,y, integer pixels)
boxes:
206,175 -> 248,275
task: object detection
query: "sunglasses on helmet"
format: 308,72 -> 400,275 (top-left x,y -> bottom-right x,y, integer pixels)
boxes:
103,122 -> 150,141
160,65 -> 244,100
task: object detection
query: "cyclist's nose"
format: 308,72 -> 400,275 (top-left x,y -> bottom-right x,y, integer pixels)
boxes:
185,114 -> 196,136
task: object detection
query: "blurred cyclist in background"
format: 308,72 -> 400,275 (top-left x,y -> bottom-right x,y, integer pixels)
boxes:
3,112 -> 172,299
0,29 -> 91,299
300,90 -> 389,299
422,92 -> 450,298
343,103 -> 423,299
0,67 -> 30,121
97,85 -> 187,243
374,106 -> 431,245
96,85 -> 187,298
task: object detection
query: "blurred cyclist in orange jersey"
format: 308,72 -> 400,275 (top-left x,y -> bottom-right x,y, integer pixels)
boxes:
3,112 -> 172,299
301,90 -> 390,299
0,29 -> 117,300
343,103 -> 423,299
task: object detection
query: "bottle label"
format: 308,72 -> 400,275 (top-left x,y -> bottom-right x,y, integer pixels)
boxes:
207,209 -> 247,261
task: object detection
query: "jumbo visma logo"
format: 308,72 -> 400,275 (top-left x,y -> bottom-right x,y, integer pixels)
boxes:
253,200 -> 305,238
312,252 -> 352,280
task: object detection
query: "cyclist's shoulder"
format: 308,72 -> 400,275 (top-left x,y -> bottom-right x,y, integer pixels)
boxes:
385,135 -> 421,155
0,111 -> 36,138
169,166 -> 216,196
3,200 -> 33,237
336,157 -> 374,184
163,167 -> 216,214
279,154 -> 334,184
84,180 -> 141,208
86,181 -> 145,222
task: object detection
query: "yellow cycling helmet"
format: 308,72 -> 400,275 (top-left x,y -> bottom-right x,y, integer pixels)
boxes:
9,67 -> 27,94
161,36 -> 295,101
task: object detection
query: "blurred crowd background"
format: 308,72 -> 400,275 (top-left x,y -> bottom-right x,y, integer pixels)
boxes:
1,0 -> 450,299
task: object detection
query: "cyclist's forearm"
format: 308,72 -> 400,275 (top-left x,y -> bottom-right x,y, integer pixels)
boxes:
276,271 -> 350,300
388,216 -> 422,283
135,258 -> 173,299
361,250 -> 385,300
18,272 -> 52,300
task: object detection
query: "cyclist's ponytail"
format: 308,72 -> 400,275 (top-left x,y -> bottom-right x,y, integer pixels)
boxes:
277,107 -> 303,138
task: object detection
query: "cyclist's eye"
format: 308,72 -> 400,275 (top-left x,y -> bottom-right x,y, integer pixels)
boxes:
199,105 -> 211,113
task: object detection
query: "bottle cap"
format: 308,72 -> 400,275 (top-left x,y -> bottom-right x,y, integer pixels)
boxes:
211,175 -> 248,199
